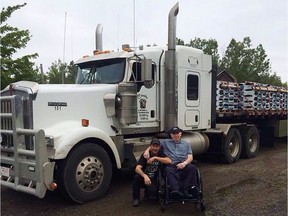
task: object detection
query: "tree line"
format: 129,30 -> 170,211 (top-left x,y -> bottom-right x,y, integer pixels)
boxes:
176,37 -> 283,86
0,3 -> 77,89
0,4 -> 286,90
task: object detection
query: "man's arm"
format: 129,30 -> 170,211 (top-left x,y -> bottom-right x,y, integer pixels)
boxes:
135,165 -> 152,185
176,154 -> 193,170
143,146 -> 151,159
184,154 -> 193,164
147,156 -> 172,165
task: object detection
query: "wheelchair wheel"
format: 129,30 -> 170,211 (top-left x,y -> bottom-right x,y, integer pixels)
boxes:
160,203 -> 166,212
200,200 -> 205,211
158,186 -> 166,211
196,168 -> 203,195
158,170 -> 167,211
196,168 -> 205,211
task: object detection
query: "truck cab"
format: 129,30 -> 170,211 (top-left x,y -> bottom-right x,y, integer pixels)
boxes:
74,45 -> 213,134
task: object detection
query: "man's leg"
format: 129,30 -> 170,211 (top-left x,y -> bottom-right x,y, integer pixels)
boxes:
146,178 -> 158,200
181,164 -> 198,198
165,165 -> 183,199
165,165 -> 180,191
182,163 -> 197,187
132,174 -> 144,206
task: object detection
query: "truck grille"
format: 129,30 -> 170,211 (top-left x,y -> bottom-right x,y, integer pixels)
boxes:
1,100 -> 13,130
0,97 -> 19,148
1,91 -> 34,149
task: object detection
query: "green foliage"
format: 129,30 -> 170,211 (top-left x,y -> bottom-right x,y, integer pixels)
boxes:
0,3 -> 40,90
221,37 -> 267,82
66,61 -> 78,84
47,59 -> 77,84
176,38 -> 184,45
177,36 -> 284,86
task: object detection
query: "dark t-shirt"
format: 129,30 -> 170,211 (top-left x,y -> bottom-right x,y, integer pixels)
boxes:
137,149 -> 167,179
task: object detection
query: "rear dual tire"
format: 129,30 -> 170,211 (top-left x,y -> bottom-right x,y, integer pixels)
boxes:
241,126 -> 260,159
222,126 -> 260,163
222,128 -> 242,164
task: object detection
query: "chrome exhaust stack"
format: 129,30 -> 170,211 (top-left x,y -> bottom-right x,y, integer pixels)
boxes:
95,24 -> 103,52
164,2 -> 179,131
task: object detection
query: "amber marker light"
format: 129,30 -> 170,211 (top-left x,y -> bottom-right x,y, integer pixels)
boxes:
50,182 -> 57,191
82,119 -> 89,127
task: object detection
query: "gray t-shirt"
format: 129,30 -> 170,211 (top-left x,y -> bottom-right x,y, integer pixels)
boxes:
160,139 -> 192,164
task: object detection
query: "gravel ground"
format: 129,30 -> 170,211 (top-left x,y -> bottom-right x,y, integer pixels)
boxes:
1,138 -> 287,216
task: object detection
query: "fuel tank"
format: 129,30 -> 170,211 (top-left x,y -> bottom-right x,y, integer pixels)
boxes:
181,132 -> 210,155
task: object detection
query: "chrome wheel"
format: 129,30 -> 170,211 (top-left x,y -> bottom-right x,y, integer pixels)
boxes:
248,135 -> 257,153
76,156 -> 104,192
228,135 -> 240,158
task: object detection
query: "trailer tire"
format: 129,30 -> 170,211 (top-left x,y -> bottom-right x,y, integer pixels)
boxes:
222,128 -> 242,164
56,143 -> 112,203
241,126 -> 260,159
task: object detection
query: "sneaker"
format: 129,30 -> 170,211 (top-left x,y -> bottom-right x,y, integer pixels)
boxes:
191,186 -> 199,199
133,199 -> 139,207
183,190 -> 193,199
169,190 -> 183,200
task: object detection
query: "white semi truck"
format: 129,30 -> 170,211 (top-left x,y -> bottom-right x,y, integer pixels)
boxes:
0,3 -> 287,203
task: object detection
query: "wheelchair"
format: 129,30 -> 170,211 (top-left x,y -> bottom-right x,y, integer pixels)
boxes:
158,165 -> 205,211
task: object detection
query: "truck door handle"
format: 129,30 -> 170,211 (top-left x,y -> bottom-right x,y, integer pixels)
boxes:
195,115 -> 198,122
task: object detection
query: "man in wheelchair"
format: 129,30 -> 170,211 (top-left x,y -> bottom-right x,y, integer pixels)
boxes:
132,138 -> 172,207
144,126 -> 200,200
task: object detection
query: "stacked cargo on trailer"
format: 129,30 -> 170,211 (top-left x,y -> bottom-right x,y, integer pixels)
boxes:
205,80 -> 287,163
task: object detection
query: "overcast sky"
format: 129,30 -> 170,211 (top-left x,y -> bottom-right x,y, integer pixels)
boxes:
2,0 -> 287,82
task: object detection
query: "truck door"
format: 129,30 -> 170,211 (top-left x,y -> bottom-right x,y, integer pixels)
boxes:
185,71 -> 200,128
130,62 -> 158,127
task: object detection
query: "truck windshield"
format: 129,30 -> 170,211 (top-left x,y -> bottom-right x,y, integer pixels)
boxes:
75,58 -> 126,84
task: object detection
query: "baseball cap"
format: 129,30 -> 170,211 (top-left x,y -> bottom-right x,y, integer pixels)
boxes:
150,138 -> 161,145
169,126 -> 183,134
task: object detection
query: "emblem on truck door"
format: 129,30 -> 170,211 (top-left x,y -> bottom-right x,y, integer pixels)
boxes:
139,98 -> 147,109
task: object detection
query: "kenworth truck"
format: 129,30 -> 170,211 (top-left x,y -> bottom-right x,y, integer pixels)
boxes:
0,3 -> 287,203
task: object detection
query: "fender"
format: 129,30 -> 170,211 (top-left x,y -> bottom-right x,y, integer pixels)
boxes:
45,121 -> 121,168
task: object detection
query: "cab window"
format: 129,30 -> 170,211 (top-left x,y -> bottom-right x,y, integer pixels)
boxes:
130,62 -> 156,91
187,74 -> 199,100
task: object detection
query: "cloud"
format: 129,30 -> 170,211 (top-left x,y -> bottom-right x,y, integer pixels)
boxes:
2,0 -> 287,82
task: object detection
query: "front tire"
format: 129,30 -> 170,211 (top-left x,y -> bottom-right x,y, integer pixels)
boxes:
56,143 -> 112,203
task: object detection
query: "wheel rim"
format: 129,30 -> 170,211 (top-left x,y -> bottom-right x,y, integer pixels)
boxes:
248,134 -> 257,153
228,135 -> 240,157
75,156 -> 104,192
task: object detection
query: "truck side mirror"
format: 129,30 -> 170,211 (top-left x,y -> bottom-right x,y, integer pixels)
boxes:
141,58 -> 153,88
